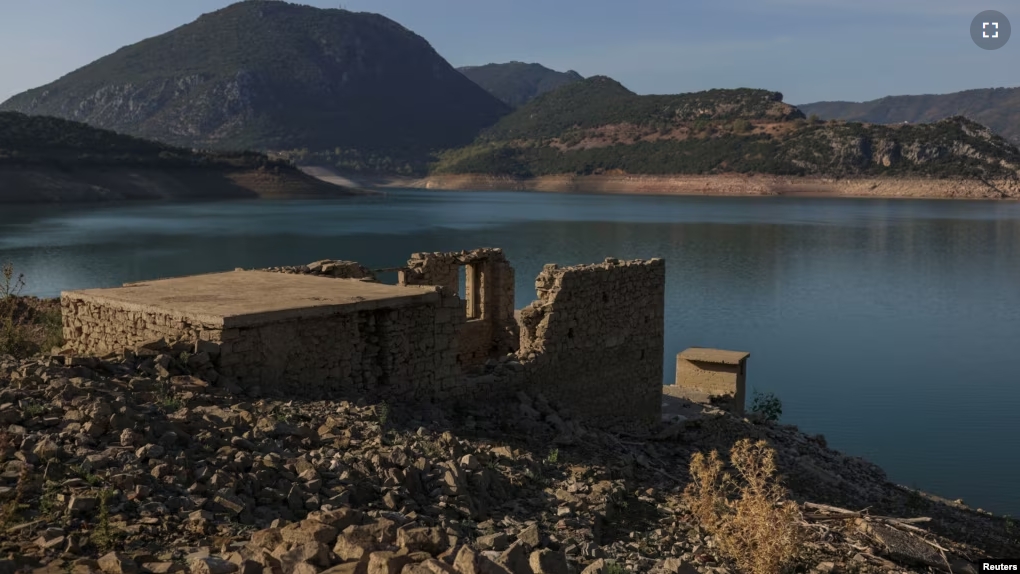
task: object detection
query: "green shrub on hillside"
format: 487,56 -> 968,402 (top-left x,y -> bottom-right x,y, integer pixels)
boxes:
0,112 -> 294,172
435,115 -> 1020,180
478,77 -> 800,142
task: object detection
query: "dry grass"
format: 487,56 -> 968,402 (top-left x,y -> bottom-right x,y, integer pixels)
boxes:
0,262 -> 29,357
0,262 -> 63,358
0,466 -> 29,532
684,438 -> 804,574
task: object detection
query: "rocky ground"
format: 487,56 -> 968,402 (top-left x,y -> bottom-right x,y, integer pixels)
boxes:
0,341 -> 1016,574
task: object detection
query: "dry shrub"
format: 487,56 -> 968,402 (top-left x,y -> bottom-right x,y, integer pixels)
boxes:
0,262 -> 29,357
684,438 -> 804,574
0,262 -> 64,358
0,466 -> 29,531
0,430 -> 14,456
0,314 -> 31,358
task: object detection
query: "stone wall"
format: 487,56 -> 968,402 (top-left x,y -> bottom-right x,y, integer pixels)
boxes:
63,286 -> 463,401
399,248 -> 518,369
517,257 -> 666,427
217,294 -> 462,400
61,295 -> 224,356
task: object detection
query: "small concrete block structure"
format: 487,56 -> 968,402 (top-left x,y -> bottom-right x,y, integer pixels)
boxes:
672,347 -> 750,415
61,270 -> 459,398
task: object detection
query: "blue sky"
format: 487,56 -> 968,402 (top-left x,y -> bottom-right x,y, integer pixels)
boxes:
1,0 -> 1016,105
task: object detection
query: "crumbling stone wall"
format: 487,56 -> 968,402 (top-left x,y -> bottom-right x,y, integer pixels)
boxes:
399,248 -> 518,369
61,295 -> 223,356
517,257 -> 666,426
62,250 -> 667,429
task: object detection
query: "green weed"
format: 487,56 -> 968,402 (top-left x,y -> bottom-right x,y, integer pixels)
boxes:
750,389 -> 783,422
89,488 -> 116,551
546,448 -> 560,464
23,402 -> 45,418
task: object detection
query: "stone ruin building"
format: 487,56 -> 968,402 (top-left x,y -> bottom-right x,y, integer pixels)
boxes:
60,249 -> 667,428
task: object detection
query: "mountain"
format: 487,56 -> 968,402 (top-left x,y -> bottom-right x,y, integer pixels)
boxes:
0,1 -> 510,157
433,77 -> 1020,183
798,87 -> 1020,144
458,62 -> 584,107
473,76 -> 801,142
0,111 -> 352,203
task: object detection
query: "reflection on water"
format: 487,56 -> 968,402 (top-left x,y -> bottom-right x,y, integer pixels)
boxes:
3,191 -> 1020,515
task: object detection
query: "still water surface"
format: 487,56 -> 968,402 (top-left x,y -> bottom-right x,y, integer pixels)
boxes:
2,190 -> 1019,515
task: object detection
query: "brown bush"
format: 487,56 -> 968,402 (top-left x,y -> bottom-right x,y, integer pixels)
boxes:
0,263 -> 63,358
683,438 -> 804,574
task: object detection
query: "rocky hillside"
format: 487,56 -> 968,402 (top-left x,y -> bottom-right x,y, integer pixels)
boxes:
0,112 -> 354,203
799,87 -> 1020,144
0,1 -> 510,157
433,77 -> 1020,184
0,330 -> 1015,573
472,77 -> 801,143
459,62 -> 584,107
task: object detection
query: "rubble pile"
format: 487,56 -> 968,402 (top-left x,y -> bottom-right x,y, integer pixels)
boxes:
0,343 -> 1015,574
257,261 -> 377,281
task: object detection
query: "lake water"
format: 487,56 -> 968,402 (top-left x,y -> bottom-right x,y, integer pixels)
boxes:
2,190 -> 1019,516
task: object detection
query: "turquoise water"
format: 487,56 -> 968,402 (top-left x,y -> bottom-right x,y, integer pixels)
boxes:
2,190 -> 1020,515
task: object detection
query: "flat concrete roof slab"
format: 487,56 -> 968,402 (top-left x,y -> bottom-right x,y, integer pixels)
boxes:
678,347 -> 750,365
62,271 -> 440,328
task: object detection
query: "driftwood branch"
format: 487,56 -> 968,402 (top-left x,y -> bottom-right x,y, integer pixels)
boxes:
802,501 -> 931,525
803,501 -> 965,573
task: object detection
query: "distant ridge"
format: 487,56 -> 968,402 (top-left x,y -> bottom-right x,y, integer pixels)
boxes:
0,111 -> 353,203
458,62 -> 584,107
433,76 -> 1020,185
799,87 -> 1020,144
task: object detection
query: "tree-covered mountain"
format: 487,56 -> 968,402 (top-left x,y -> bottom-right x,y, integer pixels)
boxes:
473,76 -> 802,142
458,62 -> 584,107
0,0 -> 510,158
0,111 -> 349,203
434,77 -> 1020,181
798,87 -> 1020,144
0,111 -> 268,166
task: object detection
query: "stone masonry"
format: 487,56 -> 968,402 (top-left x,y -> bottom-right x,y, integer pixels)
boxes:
517,257 -> 666,427
398,248 -> 517,369
62,271 -> 461,400
61,249 -> 666,428
61,297 -> 221,358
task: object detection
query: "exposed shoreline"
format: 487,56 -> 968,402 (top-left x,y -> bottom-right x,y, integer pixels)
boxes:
5,166 -> 1019,205
363,173 -> 1020,200
0,165 -> 373,204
